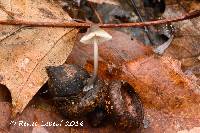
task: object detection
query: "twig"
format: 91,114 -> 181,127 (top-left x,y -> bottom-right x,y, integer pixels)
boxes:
129,0 -> 154,45
0,10 -> 199,28
88,2 -> 103,23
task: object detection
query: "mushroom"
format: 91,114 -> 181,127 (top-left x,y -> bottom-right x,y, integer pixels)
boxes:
80,25 -> 112,91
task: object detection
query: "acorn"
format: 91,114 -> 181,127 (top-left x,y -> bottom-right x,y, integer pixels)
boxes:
46,64 -> 108,118
86,106 -> 108,127
46,64 -> 89,97
105,81 -> 144,129
59,79 -> 108,118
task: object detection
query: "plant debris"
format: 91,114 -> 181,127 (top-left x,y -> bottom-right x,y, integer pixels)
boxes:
46,64 -> 144,129
0,0 -> 200,132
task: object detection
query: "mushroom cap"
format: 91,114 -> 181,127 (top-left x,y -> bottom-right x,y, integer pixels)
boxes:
80,25 -> 112,44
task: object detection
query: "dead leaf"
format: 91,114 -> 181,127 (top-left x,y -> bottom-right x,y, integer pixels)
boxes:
0,102 -> 11,132
32,126 -> 49,133
178,127 -> 200,133
122,56 -> 200,114
0,0 -> 78,114
162,1 -> 200,79
142,108 -> 200,133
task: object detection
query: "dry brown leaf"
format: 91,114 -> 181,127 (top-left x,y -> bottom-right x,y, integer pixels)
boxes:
32,126 -> 49,133
142,108 -> 200,133
0,102 -> 11,132
0,0 -> 78,114
122,56 -> 200,114
162,1 -> 200,78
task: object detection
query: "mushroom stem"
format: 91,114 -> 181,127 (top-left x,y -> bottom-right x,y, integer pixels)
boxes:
83,39 -> 99,92
81,25 -> 112,92
93,38 -> 98,81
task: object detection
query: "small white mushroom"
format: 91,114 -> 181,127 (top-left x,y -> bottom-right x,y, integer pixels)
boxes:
80,25 -> 112,91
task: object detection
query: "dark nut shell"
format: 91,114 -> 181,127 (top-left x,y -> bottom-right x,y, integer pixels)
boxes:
106,81 -> 144,129
58,79 -> 108,118
46,64 -> 108,118
46,64 -> 144,129
87,106 -> 107,127
46,64 -> 90,97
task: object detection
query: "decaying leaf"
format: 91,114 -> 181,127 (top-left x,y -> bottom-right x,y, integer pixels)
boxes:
0,102 -> 11,132
32,126 -> 49,133
142,108 -> 200,133
122,56 -> 200,113
0,0 -> 78,114
163,1 -> 200,78
178,127 -> 200,133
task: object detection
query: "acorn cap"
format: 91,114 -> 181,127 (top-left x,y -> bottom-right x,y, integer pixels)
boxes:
80,25 -> 112,45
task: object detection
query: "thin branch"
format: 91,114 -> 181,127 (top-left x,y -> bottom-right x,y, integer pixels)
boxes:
88,2 -> 103,23
0,10 -> 199,28
129,0 -> 155,45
